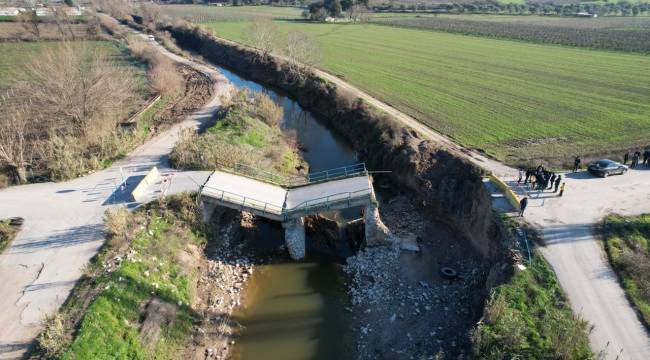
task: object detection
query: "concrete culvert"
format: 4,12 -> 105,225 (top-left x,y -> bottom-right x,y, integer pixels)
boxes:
440,267 -> 457,279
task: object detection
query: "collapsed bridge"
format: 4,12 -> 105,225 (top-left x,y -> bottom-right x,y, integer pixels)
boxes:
199,163 -> 387,259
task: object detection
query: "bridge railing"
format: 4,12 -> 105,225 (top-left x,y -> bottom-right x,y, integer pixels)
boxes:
285,188 -> 374,218
299,163 -> 368,186
200,185 -> 374,220
200,185 -> 284,216
233,163 -> 286,186
232,162 -> 368,188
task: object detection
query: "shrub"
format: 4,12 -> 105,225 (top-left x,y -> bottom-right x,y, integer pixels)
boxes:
38,312 -> 71,358
252,92 -> 283,127
104,206 -> 130,245
602,214 -> 650,326
472,252 -> 592,359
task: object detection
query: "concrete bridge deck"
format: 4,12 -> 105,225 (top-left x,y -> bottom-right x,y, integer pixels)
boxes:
200,168 -> 375,221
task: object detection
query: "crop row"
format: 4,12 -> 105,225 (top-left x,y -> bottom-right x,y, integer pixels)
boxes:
373,16 -> 650,53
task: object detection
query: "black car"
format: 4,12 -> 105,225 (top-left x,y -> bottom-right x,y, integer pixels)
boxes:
588,159 -> 628,177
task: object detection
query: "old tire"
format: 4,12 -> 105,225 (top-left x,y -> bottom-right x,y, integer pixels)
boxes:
440,267 -> 457,279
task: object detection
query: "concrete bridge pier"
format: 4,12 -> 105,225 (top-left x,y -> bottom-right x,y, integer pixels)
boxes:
202,199 -> 218,223
364,204 -> 391,247
283,217 -> 306,260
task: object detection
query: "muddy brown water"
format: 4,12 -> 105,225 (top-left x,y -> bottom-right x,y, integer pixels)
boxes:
216,67 -> 361,360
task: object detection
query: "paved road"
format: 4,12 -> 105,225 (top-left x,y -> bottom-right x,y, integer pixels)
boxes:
511,169 -> 650,359
0,34 -> 230,359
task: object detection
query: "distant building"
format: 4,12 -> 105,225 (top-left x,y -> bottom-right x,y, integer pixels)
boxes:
35,7 -> 53,17
64,7 -> 83,16
0,7 -> 20,16
576,12 -> 597,18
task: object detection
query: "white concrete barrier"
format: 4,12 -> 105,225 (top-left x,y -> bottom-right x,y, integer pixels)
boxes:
131,166 -> 160,202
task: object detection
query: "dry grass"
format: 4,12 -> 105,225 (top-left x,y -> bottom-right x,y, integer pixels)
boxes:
128,41 -> 183,96
38,312 -> 71,358
0,22 -> 95,41
252,92 -> 283,127
171,88 -> 300,175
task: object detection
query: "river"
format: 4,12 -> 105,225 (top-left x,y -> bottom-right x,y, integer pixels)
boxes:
214,67 -> 359,360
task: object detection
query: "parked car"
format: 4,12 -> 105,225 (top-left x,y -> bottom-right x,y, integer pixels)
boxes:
588,159 -> 628,177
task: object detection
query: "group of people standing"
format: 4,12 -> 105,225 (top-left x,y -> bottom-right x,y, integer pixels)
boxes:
623,149 -> 650,169
517,165 -> 564,194
516,165 -> 566,217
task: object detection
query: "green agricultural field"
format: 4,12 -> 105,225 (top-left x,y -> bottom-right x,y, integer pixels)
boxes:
160,5 -> 303,23
200,20 -> 650,164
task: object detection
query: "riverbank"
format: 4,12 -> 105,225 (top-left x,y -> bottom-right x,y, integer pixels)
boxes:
345,195 -> 493,358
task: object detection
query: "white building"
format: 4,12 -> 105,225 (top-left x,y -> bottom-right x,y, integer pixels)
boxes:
0,7 -> 20,16
35,7 -> 53,17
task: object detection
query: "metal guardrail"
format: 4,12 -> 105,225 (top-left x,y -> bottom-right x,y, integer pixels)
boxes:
232,162 -> 368,188
285,189 -> 373,218
303,163 -> 367,185
200,185 -> 284,216
233,163 -> 286,186
200,185 -> 373,220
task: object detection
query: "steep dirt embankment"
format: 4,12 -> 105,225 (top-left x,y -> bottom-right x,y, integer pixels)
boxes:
161,22 -> 497,258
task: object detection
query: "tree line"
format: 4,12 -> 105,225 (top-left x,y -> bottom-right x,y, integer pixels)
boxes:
372,1 -> 650,17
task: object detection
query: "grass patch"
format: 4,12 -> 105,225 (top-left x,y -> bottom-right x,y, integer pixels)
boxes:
0,41 -> 122,89
0,219 -> 21,253
602,214 -> 650,327
40,194 -> 206,359
160,4 -> 302,23
472,219 -> 592,358
199,19 -> 650,165
170,89 -> 302,175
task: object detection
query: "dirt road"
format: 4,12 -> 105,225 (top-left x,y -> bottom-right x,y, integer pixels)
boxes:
0,34 -> 230,359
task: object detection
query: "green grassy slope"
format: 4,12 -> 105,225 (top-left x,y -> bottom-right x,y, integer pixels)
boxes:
602,214 -> 650,328
200,20 -> 650,164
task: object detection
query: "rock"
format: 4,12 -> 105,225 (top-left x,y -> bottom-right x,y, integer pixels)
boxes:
418,281 -> 429,288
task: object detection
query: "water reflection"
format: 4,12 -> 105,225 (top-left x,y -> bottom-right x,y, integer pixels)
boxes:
214,66 -> 356,360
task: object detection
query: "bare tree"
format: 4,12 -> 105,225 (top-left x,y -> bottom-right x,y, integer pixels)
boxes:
283,30 -> 321,77
0,97 -> 32,184
244,18 -> 279,61
13,42 -> 137,141
52,7 -> 76,40
146,50 -> 183,96
18,10 -> 40,39
140,2 -> 161,25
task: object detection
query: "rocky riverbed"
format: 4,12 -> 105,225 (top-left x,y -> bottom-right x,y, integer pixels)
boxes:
344,196 -> 492,359
185,210 -> 259,360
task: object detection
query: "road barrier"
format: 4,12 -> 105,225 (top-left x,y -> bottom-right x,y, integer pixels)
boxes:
132,166 -> 160,202
488,174 -> 521,211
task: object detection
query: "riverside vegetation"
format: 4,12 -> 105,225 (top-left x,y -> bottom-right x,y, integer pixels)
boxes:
36,194 -> 215,358
472,219 -> 592,359
171,88 -> 303,175
602,214 -> 650,328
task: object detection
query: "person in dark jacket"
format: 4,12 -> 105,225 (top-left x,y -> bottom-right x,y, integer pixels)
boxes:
624,152 -> 629,165
573,156 -> 581,172
554,175 -> 562,193
644,150 -> 650,165
524,168 -> 531,184
519,196 -> 528,217
632,152 -> 640,169
548,173 -> 556,190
